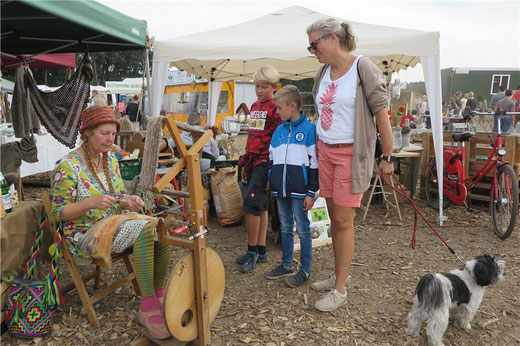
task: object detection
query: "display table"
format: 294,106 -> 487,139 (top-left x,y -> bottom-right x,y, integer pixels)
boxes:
1,131 -> 76,177
0,200 -> 42,274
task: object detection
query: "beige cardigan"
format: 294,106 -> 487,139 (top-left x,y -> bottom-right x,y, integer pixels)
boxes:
312,56 -> 389,193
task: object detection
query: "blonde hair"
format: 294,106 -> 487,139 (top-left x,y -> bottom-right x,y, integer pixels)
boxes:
253,65 -> 280,85
80,130 -> 115,194
468,91 -> 474,98
274,85 -> 302,109
306,18 -> 357,52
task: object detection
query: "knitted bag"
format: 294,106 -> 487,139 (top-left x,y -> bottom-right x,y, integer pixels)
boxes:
5,208 -> 62,338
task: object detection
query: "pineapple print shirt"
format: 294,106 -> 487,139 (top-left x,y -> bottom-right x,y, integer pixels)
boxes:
316,55 -> 362,144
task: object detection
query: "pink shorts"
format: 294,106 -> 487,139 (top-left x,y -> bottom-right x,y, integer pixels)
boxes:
317,140 -> 363,208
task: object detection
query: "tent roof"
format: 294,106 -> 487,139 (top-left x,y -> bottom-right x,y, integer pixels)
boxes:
1,0 -> 147,55
1,53 -> 76,69
153,5 -> 439,81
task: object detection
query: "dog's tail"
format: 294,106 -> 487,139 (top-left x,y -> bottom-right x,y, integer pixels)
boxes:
415,273 -> 452,311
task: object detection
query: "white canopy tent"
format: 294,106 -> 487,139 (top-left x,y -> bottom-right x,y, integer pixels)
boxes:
152,5 -> 444,224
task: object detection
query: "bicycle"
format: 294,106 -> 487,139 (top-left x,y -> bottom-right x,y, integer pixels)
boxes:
425,111 -> 519,239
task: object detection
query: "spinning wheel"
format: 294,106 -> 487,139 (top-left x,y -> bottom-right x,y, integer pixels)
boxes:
164,248 -> 225,342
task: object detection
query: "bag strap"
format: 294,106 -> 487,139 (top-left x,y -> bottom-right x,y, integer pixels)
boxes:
23,207 -> 46,279
22,205 -> 63,307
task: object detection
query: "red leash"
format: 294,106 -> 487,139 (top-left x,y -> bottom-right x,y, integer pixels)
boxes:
379,173 -> 465,265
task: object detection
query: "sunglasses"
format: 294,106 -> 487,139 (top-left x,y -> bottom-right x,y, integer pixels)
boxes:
307,34 -> 330,53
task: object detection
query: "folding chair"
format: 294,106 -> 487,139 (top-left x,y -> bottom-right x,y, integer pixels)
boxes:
41,192 -> 140,328
360,164 -> 402,222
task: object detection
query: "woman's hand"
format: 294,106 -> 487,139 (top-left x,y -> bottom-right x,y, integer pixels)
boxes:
88,195 -> 117,210
378,161 -> 394,175
119,194 -> 145,212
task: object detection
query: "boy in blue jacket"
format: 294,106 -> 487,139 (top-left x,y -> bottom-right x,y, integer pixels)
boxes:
264,85 -> 318,287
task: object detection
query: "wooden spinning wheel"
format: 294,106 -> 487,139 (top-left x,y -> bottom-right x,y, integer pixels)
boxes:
137,118 -> 224,345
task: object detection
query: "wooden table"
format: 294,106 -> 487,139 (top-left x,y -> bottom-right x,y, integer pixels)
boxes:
394,149 -> 422,198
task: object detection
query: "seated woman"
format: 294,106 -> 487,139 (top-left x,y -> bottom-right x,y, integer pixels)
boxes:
51,106 -> 172,339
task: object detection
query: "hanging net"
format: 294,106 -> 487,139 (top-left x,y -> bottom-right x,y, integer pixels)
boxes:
25,54 -> 93,148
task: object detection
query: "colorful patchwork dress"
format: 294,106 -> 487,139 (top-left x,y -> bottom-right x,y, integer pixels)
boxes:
51,150 -> 154,258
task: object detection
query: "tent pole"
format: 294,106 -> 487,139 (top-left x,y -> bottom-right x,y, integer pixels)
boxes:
145,44 -> 152,116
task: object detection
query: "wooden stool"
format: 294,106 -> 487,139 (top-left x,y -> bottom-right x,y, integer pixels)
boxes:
41,192 -> 140,328
360,165 -> 402,222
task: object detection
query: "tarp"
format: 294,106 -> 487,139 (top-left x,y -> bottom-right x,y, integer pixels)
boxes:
1,0 -> 147,55
152,5 -> 445,224
1,53 -> 76,69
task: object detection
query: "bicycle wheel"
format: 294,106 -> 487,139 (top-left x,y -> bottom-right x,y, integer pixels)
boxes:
425,160 -> 452,210
491,164 -> 518,239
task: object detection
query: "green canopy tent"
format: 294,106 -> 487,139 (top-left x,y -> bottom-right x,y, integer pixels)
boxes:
1,0 -> 148,56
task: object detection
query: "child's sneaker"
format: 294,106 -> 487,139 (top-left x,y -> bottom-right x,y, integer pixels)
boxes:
264,264 -> 294,279
236,251 -> 268,264
310,274 -> 352,291
285,270 -> 309,288
240,251 -> 258,273
314,288 -> 348,312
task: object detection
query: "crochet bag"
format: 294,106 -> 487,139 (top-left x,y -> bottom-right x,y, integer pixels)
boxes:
5,209 -> 62,338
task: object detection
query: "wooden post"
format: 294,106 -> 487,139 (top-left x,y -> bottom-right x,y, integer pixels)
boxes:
185,153 -> 211,345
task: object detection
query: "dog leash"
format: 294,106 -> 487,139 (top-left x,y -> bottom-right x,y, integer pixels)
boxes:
379,172 -> 465,265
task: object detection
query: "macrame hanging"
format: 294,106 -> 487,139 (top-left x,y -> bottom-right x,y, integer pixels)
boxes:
25,54 -> 93,148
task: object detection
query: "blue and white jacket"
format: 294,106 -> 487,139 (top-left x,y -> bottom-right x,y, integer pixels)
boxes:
268,112 -> 318,199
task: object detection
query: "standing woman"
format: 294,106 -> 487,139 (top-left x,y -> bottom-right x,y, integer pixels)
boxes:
306,18 -> 394,312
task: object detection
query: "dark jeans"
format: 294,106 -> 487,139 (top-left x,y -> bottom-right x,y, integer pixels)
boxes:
277,197 -> 312,274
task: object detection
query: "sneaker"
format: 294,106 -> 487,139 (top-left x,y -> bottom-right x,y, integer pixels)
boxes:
285,270 -> 309,288
236,251 -> 268,264
310,274 -> 352,291
264,264 -> 294,280
240,251 -> 258,273
314,289 -> 348,312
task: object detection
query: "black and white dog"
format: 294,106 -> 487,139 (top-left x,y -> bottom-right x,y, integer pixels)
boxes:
406,255 -> 506,346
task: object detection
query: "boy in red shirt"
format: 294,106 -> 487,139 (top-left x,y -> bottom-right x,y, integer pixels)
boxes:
237,66 -> 281,273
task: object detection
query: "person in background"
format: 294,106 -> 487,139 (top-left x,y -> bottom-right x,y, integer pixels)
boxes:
495,89 -> 515,133
167,112 -> 219,171
126,95 -> 140,130
118,98 -> 125,114
236,65 -> 281,273
306,18 -> 393,311
454,91 -> 463,112
466,91 -> 477,111
490,85 -> 506,109
91,90 -> 106,106
50,106 -> 172,339
460,93 -> 468,112
264,85 -> 318,288
418,95 -> 428,125
477,95 -> 488,111
513,85 -> 520,111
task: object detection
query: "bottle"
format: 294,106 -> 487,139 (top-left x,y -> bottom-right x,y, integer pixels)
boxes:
0,172 -> 13,213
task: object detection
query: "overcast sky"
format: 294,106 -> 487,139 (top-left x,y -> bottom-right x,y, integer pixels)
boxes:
99,0 -> 519,82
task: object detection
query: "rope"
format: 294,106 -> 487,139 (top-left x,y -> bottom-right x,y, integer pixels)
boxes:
379,173 -> 465,265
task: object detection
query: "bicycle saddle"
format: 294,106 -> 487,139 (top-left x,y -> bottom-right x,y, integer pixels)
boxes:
451,132 -> 472,142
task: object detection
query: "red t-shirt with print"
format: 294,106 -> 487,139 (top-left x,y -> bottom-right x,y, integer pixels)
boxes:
244,98 -> 280,162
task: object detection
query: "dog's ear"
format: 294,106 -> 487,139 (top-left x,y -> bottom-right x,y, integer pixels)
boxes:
473,255 -> 497,286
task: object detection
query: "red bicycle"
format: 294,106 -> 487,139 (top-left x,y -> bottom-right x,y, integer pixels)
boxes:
425,111 -> 519,239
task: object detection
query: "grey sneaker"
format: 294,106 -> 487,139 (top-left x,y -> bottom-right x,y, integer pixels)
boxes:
285,270 -> 309,288
314,289 -> 348,312
240,251 -> 258,273
310,274 -> 352,291
264,264 -> 294,280
236,251 -> 268,264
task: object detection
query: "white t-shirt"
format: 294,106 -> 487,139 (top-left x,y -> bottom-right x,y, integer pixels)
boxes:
316,55 -> 361,144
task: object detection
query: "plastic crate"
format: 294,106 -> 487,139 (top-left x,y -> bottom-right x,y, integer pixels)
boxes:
119,159 -> 142,181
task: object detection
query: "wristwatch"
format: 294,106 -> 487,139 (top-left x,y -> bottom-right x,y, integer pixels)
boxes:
381,155 -> 396,162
